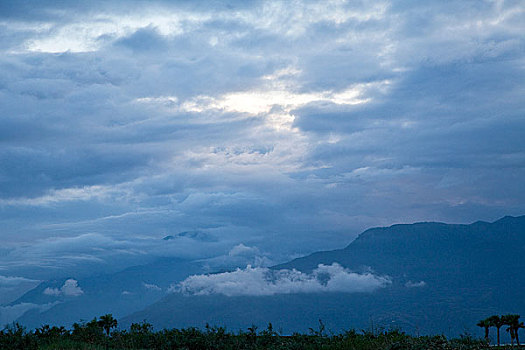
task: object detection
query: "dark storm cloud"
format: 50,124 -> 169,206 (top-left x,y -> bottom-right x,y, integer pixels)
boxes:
0,0 -> 523,276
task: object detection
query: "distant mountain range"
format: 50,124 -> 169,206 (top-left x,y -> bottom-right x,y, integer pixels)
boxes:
123,216 -> 525,336
6,215 -> 525,339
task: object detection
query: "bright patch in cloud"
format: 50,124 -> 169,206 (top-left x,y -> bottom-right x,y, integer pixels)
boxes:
23,12 -> 197,53
177,83 -> 383,115
0,185 -> 119,207
137,79 -> 389,132
22,1 -> 388,53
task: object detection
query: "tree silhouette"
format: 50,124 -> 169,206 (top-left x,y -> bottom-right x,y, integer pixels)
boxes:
508,318 -> 524,347
488,315 -> 504,346
98,314 -> 118,336
506,326 -> 516,346
476,318 -> 491,341
516,322 -> 525,347
503,314 -> 522,347
130,321 -> 153,334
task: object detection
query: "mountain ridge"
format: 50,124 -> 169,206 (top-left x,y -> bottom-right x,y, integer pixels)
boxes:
122,215 -> 525,336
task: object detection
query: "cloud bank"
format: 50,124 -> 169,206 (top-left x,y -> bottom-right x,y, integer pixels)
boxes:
174,263 -> 391,297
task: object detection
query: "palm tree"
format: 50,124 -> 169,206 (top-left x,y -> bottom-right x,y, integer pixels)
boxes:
98,314 -> 118,336
506,326 -> 516,346
488,315 -> 505,346
503,314 -> 521,347
516,321 -> 525,347
477,318 -> 491,341
519,322 -> 525,347
508,319 -> 525,347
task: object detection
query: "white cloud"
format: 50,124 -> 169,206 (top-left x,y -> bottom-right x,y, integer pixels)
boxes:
136,80 -> 387,132
405,280 -> 426,288
23,11 -> 196,53
228,243 -> 259,257
178,85 -> 373,115
0,275 -> 39,286
143,282 -> 161,291
43,287 -> 61,296
173,263 -> 391,297
0,185 -> 126,207
239,1 -> 388,37
43,279 -> 84,297
18,1 -> 388,53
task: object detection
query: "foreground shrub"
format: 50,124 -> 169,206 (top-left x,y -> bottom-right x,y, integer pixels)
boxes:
0,317 -> 492,350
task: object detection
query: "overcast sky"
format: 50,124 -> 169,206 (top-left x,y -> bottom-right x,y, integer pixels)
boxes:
1,0 -> 524,277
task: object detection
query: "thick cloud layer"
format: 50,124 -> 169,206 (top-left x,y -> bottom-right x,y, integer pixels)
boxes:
174,263 -> 391,296
0,1 -> 524,276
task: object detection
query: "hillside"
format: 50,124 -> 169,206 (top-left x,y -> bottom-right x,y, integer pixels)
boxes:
12,258 -> 203,329
123,216 -> 525,336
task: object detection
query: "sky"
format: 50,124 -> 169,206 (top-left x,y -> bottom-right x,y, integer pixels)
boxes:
0,0 -> 524,279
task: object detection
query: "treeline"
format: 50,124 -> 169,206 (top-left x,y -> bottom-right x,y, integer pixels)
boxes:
1,314 -> 490,350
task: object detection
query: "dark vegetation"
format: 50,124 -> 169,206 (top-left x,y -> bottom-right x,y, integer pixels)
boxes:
0,314 -> 496,350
